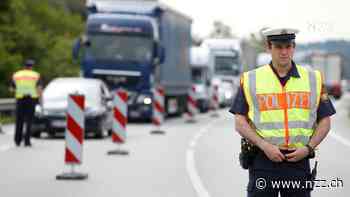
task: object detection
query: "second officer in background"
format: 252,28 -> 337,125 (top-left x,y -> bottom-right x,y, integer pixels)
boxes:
11,59 -> 42,147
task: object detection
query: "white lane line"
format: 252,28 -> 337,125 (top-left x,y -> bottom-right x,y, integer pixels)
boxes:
329,131 -> 350,148
0,144 -> 14,152
186,119 -> 218,197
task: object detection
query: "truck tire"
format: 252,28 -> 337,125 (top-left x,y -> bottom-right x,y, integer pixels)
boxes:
95,121 -> 105,139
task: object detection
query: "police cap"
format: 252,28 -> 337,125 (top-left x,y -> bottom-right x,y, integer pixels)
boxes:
262,28 -> 299,43
25,59 -> 35,67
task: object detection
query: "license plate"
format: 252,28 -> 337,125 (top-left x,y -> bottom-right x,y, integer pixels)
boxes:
130,111 -> 140,118
51,120 -> 66,128
168,99 -> 178,114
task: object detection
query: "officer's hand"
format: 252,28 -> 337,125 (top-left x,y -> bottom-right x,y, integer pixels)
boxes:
285,147 -> 309,162
261,142 -> 285,162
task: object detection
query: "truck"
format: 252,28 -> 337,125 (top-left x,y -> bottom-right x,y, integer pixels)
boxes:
310,52 -> 343,99
73,0 -> 192,120
190,46 -> 211,112
200,38 -> 242,107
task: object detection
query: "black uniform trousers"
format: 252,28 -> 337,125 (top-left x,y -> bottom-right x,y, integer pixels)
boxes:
14,96 -> 37,145
247,150 -> 312,197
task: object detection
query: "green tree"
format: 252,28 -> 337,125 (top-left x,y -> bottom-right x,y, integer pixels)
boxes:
209,20 -> 235,38
0,0 -> 84,97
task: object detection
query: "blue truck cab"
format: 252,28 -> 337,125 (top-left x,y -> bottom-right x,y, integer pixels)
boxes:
73,1 -> 192,120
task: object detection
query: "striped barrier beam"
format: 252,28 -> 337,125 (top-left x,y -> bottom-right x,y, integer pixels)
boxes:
211,85 -> 220,117
56,93 -> 88,180
187,85 -> 198,123
151,86 -> 166,134
108,88 -> 129,155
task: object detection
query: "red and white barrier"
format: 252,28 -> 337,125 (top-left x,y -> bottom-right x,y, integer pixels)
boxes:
152,86 -> 165,126
112,88 -> 128,144
56,93 -> 87,180
65,94 -> 84,164
151,86 -> 166,134
108,88 -> 129,155
211,85 -> 220,117
187,85 -> 198,122
212,85 -> 219,110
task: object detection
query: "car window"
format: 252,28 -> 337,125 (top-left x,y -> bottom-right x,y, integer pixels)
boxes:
43,79 -> 101,108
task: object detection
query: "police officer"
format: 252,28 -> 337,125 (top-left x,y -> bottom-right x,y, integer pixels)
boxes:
11,59 -> 42,147
230,28 -> 336,197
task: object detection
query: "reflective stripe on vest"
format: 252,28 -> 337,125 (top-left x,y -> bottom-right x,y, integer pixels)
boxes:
13,70 -> 40,99
243,65 -> 322,148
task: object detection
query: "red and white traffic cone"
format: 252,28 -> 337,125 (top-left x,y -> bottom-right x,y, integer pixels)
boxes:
56,93 -> 88,180
186,85 -> 198,123
151,86 -> 166,135
107,88 -> 129,155
211,85 -> 220,117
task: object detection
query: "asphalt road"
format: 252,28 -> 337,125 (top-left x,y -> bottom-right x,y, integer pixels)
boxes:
0,95 -> 349,197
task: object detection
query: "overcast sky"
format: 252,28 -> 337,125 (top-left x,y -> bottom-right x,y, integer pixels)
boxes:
162,0 -> 349,43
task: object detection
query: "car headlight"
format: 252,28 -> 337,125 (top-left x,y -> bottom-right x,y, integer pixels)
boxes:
137,94 -> 152,105
35,105 -> 43,116
225,91 -> 233,99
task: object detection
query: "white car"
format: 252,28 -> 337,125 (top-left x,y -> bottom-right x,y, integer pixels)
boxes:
32,78 -> 113,138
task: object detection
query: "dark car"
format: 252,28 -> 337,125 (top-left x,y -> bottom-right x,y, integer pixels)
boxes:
32,78 -> 113,138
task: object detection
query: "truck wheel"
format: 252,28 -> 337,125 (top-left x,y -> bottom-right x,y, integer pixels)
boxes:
48,131 -> 56,138
95,122 -> 105,139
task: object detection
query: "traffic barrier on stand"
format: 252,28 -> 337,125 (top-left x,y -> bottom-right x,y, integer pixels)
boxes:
151,86 -> 166,135
186,85 -> 198,123
211,85 -> 220,117
107,88 -> 129,155
56,93 -> 88,180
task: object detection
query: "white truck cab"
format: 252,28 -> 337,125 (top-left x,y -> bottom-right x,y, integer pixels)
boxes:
201,38 -> 242,107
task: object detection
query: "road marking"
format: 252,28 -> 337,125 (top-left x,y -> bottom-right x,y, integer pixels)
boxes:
0,144 -> 14,152
329,131 -> 350,148
186,119 -> 218,197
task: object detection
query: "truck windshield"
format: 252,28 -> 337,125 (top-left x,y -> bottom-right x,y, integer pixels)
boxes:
215,56 -> 240,76
86,33 -> 153,63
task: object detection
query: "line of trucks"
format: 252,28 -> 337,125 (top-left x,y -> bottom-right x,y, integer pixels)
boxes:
256,51 -> 343,99
73,0 -> 242,120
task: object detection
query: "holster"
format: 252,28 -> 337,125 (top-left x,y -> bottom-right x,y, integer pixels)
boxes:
239,138 -> 258,170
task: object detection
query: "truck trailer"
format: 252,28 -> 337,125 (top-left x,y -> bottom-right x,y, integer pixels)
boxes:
73,0 -> 192,119
310,52 -> 343,99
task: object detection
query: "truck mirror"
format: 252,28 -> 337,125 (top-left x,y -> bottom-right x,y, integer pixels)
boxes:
153,42 -> 165,64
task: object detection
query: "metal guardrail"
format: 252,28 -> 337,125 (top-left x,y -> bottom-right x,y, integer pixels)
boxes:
0,98 -> 15,112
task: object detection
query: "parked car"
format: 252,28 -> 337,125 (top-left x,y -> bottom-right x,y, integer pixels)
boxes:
32,78 -> 113,138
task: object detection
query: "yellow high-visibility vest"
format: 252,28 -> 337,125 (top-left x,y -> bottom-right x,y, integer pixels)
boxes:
12,69 -> 40,99
242,64 -> 322,148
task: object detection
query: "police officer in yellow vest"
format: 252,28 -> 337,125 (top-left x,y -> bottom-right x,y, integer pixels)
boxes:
230,28 -> 336,197
11,59 -> 42,147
